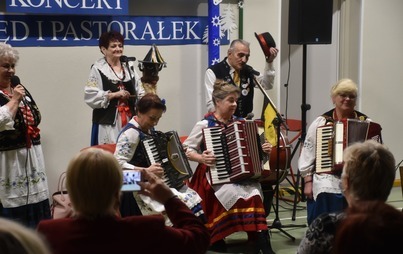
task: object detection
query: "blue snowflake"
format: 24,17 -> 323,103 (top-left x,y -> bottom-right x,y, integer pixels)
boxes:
211,15 -> 220,27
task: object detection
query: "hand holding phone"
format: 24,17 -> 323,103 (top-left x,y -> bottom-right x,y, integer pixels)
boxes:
138,169 -> 175,205
121,170 -> 142,192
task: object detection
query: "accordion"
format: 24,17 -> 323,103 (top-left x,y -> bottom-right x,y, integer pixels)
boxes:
202,120 -> 269,185
141,130 -> 193,189
315,118 -> 382,174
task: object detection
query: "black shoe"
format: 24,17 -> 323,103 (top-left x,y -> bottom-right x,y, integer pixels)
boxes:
254,231 -> 275,254
209,239 -> 227,253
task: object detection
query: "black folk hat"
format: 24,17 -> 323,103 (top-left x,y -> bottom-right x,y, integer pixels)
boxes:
138,44 -> 167,72
254,32 -> 276,59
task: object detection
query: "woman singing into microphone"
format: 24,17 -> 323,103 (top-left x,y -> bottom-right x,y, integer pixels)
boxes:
85,30 -> 145,146
0,43 -> 51,228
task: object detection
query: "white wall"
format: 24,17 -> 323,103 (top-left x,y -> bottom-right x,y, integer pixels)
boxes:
360,0 -> 403,170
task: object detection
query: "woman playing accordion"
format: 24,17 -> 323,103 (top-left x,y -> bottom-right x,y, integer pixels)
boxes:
298,78 -> 382,225
183,80 -> 275,254
114,93 -> 204,224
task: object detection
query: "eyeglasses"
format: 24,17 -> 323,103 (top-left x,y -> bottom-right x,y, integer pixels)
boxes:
338,93 -> 356,99
1,64 -> 16,70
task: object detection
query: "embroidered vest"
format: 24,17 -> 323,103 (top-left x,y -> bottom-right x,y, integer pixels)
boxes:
92,71 -> 137,125
0,87 -> 41,151
209,58 -> 254,118
322,109 -> 368,124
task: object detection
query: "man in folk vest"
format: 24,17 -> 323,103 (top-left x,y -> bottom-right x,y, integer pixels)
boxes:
204,38 -> 278,118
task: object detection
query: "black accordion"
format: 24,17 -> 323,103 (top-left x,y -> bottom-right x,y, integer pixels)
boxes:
141,130 -> 193,189
315,118 -> 382,174
202,120 -> 269,185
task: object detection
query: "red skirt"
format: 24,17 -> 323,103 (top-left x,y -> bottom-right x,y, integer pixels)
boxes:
188,164 -> 268,244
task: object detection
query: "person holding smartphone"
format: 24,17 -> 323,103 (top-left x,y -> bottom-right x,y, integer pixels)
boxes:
37,148 -> 210,254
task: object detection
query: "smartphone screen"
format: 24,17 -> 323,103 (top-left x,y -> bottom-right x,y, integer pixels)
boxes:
121,170 -> 142,192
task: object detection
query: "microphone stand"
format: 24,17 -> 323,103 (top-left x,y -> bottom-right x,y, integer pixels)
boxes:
252,75 -> 306,241
121,60 -> 138,112
292,44 -> 310,219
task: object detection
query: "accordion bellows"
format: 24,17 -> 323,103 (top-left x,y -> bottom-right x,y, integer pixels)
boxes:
141,130 -> 193,189
202,120 -> 270,185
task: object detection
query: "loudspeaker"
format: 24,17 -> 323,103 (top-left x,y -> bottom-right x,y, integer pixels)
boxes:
288,0 -> 333,45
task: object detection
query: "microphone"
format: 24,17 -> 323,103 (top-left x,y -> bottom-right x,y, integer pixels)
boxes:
245,113 -> 254,120
243,64 -> 260,76
10,75 -> 27,105
120,55 -> 136,62
11,75 -> 21,88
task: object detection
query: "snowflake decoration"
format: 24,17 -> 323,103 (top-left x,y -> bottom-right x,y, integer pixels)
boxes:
213,38 -> 220,46
211,58 -> 220,65
213,0 -> 222,5
238,0 -> 244,8
211,15 -> 220,27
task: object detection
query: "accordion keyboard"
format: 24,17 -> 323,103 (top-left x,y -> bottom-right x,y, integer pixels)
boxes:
142,138 -> 173,187
203,126 -> 231,184
315,125 -> 333,173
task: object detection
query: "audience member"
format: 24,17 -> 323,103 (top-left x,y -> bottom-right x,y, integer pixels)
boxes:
37,148 -> 210,254
333,200 -> 403,254
0,217 -> 50,254
297,140 -> 396,254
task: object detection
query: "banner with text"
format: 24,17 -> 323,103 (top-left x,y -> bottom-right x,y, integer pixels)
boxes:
6,0 -> 128,15
0,15 -> 230,47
